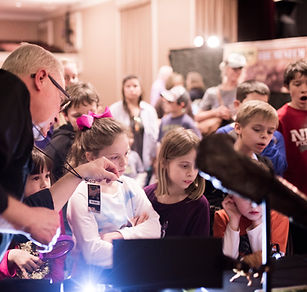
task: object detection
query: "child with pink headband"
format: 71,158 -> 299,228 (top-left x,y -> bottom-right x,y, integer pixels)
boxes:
66,110 -> 160,273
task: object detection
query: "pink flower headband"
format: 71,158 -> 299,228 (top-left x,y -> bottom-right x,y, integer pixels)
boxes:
76,106 -> 113,130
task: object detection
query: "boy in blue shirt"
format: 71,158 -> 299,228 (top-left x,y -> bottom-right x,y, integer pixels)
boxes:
217,80 -> 287,176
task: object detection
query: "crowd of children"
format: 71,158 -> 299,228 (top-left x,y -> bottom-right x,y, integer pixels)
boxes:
1,43 -> 306,283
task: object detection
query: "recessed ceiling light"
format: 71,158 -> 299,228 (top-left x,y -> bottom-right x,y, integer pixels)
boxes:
206,36 -> 221,48
193,36 -> 204,47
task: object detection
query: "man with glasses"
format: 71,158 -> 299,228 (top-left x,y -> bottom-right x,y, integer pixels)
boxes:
0,44 -> 119,260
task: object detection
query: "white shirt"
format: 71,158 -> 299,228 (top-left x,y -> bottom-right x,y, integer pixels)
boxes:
223,223 -> 262,259
67,176 -> 161,267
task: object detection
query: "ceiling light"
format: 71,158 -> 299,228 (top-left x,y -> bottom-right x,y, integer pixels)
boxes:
206,36 -> 221,48
193,36 -> 204,47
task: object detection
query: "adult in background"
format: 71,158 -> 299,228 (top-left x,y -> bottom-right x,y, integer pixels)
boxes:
186,71 -> 206,102
0,44 -> 119,260
186,71 -> 206,116
150,65 -> 173,107
62,58 -> 79,89
195,53 -> 246,135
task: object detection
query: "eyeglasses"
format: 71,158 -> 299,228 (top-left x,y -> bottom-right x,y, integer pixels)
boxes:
30,73 -> 72,104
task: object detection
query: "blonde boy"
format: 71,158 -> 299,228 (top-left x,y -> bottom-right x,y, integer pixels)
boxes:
217,80 -> 287,176
213,100 -> 289,259
234,100 -> 279,158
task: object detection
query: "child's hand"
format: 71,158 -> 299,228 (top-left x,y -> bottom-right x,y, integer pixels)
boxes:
222,195 -> 241,231
7,249 -> 43,279
100,231 -> 123,243
130,212 -> 149,226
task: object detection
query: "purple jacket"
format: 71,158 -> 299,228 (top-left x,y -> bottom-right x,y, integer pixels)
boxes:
144,184 -> 210,237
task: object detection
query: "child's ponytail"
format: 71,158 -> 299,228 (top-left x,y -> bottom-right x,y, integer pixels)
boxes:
67,131 -> 87,168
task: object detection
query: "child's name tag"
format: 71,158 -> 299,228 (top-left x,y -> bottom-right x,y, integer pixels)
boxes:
87,183 -> 101,213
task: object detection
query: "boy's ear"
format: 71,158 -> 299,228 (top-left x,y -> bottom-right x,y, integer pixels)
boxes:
85,151 -> 95,162
62,111 -> 69,122
60,111 -> 68,121
234,122 -> 242,135
233,100 -> 241,109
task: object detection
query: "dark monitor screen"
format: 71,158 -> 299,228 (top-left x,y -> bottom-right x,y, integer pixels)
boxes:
110,237 -> 223,290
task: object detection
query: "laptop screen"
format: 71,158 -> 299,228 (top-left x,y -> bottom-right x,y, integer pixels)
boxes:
110,237 -> 223,290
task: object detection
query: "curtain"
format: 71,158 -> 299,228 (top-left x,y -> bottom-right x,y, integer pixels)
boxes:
120,1 -> 152,101
196,0 -> 238,43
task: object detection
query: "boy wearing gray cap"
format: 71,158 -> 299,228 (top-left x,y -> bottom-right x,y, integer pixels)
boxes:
159,85 -> 201,141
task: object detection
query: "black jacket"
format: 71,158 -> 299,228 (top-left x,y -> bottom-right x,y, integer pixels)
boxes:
45,123 -> 75,181
0,69 -> 33,213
